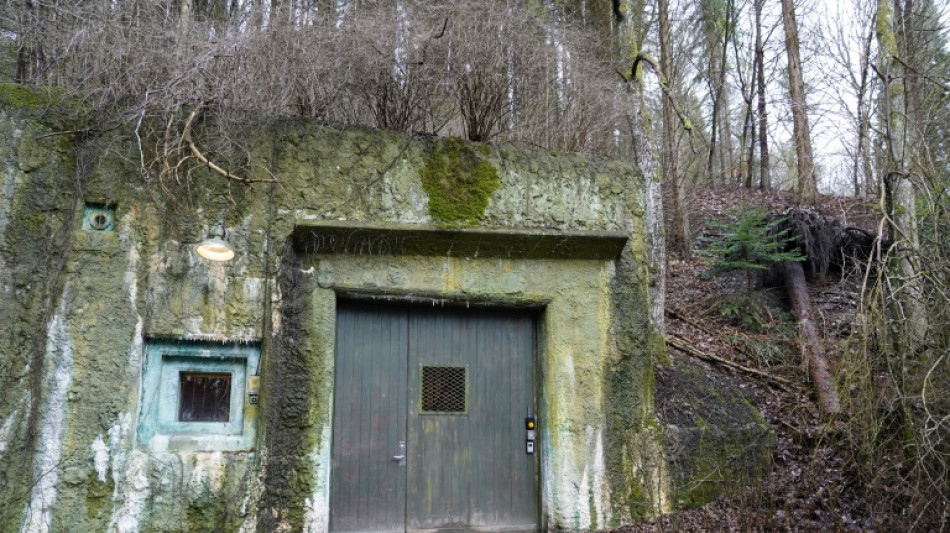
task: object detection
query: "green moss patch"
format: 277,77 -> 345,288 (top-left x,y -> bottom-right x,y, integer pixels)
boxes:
0,83 -> 90,130
420,137 -> 500,227
85,472 -> 115,520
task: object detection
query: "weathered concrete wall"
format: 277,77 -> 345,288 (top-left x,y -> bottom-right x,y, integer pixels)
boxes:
0,86 -> 762,533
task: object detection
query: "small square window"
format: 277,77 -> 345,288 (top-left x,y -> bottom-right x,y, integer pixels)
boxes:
138,341 -> 260,452
178,372 -> 232,422
420,366 -> 467,414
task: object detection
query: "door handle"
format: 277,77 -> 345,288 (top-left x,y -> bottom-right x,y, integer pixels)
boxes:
392,440 -> 406,464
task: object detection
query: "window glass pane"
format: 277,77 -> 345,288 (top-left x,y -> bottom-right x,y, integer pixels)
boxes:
179,372 -> 232,422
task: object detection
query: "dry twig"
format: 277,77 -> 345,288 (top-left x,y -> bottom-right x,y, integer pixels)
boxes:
667,332 -> 793,390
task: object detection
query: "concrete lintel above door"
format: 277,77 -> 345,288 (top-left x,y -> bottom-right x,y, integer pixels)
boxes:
292,221 -> 628,260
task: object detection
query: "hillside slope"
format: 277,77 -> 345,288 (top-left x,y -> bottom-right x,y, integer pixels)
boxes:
621,186 -> 884,531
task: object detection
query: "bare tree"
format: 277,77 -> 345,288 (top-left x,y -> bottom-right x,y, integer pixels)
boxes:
701,0 -> 736,185
779,0 -> 818,203
659,0 -> 690,258
753,0 -> 771,190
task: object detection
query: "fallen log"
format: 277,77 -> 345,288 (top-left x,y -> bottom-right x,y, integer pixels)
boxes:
780,261 -> 841,415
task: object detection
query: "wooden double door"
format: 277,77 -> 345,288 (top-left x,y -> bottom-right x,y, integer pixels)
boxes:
330,302 -> 538,532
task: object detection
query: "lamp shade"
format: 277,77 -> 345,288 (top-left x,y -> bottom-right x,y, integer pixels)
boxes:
196,223 -> 235,262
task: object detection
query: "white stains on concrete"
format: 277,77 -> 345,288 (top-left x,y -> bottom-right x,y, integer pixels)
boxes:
548,424 -> 585,529
128,315 -> 144,377
590,426 -> 607,526
544,425 -> 609,530
92,435 -> 109,483
189,451 -> 227,493
108,413 -> 132,466
293,209 -> 321,221
304,423 -> 332,533
237,457 -> 264,533
104,413 -> 140,532
271,278 -> 283,336
562,351 -> 576,398
184,316 -> 205,336
244,277 -> 262,303
304,493 -> 327,533
121,225 -> 145,379
0,405 -> 20,461
577,463 -> 592,528
208,262 -> 229,335
378,160 -> 428,223
20,297 -> 74,533
122,231 -> 140,306
107,451 -> 150,533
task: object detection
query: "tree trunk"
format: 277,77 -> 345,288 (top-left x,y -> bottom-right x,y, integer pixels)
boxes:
746,94 -> 756,189
780,0 -> 817,203
878,0 -> 927,347
617,3 -> 666,347
852,21 -> 875,197
625,76 -> 666,344
754,0 -> 771,190
177,0 -> 192,51
718,74 -> 734,186
781,261 -> 841,415
659,0 -> 689,258
703,0 -> 730,185
718,0 -> 735,186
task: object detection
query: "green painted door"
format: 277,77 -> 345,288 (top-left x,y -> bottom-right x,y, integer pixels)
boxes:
331,302 -> 538,532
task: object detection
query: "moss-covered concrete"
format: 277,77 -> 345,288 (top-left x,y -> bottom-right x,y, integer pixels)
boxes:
419,137 -> 500,226
0,103 -> 89,531
654,358 -> 774,509
0,86 -> 767,532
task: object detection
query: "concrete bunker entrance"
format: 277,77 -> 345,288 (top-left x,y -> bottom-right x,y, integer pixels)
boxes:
330,299 -> 539,532
296,222 -> 628,530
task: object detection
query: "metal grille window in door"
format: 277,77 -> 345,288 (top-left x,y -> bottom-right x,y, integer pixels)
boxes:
420,365 -> 468,414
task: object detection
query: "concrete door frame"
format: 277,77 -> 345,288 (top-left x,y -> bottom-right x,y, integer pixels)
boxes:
293,222 -> 627,531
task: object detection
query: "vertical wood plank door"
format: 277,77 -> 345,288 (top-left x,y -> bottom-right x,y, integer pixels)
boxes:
331,304 -> 409,533
330,302 -> 538,533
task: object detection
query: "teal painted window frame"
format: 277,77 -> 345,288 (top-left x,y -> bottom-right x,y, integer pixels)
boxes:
138,341 -> 260,452
82,203 -> 116,231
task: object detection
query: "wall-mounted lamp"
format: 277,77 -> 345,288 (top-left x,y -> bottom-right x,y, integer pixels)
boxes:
196,222 -> 235,262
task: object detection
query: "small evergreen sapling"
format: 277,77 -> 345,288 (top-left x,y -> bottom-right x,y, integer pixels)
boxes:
699,206 -> 805,280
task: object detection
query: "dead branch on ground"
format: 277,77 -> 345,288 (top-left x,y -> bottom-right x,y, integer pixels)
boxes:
667,332 -> 793,390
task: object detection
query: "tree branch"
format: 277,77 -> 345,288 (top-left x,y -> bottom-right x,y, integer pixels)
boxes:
182,101 -> 276,185
628,53 -> 696,140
